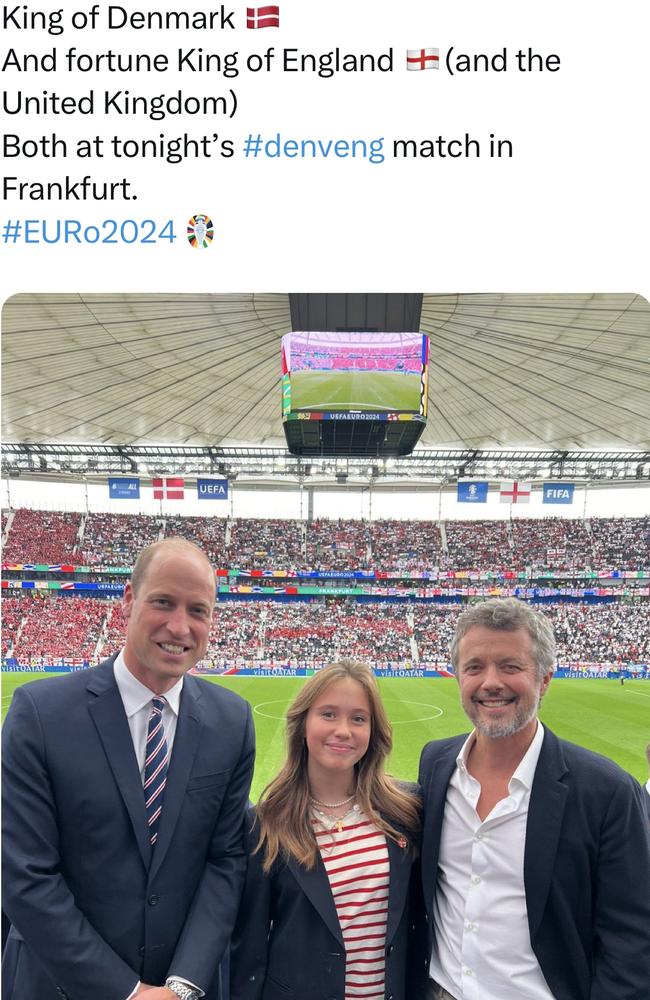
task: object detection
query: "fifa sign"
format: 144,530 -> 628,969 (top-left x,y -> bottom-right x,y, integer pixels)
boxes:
542,483 -> 574,505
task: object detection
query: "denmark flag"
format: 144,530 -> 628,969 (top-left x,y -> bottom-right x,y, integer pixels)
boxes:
152,477 -> 185,500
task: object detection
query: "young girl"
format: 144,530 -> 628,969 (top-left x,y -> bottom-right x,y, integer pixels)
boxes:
230,659 -> 422,1000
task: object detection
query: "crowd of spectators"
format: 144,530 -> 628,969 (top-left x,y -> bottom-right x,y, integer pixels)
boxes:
305,518 -> 371,571
80,513 -> 162,566
3,510 -> 650,574
544,602 -> 650,663
510,518 -> 593,571
444,520 -> 512,571
6,595 -> 109,663
207,600 -> 414,663
589,517 -> 650,570
4,594 -> 650,668
1,597 -> 24,656
228,518 -> 303,569
369,519 -> 443,572
164,515 -> 228,565
2,509 -> 81,565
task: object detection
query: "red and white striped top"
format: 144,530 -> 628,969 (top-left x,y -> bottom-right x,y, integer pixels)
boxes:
313,807 -> 390,1000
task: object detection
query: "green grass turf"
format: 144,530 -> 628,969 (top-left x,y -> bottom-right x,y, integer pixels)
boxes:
3,674 -> 649,800
291,369 -> 421,412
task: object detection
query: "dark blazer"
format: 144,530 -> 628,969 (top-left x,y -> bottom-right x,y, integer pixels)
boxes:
418,727 -> 650,1000
230,803 -> 419,1000
2,656 -> 255,1000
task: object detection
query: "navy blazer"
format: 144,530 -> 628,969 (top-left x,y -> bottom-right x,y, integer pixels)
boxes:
418,727 -> 650,1000
2,656 -> 255,1000
230,804 -> 420,1000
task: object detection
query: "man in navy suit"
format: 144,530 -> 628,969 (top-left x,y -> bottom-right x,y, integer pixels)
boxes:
2,537 -> 255,1000
418,597 -> 650,1000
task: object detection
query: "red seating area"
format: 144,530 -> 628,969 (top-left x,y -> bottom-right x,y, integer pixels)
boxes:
3,509 -> 81,564
2,597 -> 24,655
7,595 -> 110,663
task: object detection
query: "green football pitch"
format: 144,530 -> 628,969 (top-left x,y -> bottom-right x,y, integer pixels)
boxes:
291,369 -> 421,412
3,674 -> 648,799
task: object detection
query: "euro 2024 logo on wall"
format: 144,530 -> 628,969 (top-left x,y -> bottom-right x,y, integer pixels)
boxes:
187,214 -> 214,248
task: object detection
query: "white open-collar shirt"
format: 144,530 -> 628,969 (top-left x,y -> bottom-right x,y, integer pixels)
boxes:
430,722 -> 555,1000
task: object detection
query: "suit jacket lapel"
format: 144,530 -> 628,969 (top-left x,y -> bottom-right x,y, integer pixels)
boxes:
149,676 -> 202,880
86,659 -> 152,871
524,727 -> 569,937
420,740 -> 462,923
385,828 -> 412,945
287,854 -> 344,947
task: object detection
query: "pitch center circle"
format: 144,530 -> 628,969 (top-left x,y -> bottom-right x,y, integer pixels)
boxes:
253,698 -> 443,723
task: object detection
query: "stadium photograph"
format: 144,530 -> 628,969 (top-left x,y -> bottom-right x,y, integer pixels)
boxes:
2,292 -> 649,999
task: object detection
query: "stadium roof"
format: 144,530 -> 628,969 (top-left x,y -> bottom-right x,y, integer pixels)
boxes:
2,292 -> 649,452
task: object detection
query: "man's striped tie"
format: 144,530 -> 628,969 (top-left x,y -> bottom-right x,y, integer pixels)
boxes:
144,696 -> 169,847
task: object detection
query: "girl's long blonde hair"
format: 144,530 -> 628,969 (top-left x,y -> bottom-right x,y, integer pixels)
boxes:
255,659 -> 421,872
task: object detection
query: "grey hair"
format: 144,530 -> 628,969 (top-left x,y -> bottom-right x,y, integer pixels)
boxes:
450,598 -> 556,681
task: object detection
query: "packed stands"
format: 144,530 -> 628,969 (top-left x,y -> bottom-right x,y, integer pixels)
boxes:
305,518 -> 371,571
164,515 -> 228,565
80,513 -> 161,566
589,517 -> 650,570
208,601 -> 414,663
5,593 -> 650,668
369,519 -> 443,572
1,597 -> 24,656
2,509 -> 81,564
4,510 -> 650,573
510,518 -> 593,571
444,519 -> 512,571
7,595 -> 109,663
545,602 -> 650,663
228,518 -> 303,569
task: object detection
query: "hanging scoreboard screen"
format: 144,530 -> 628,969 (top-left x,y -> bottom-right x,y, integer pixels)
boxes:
281,331 -> 429,456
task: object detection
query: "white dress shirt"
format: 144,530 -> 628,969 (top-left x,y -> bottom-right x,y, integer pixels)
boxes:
113,650 -> 183,776
430,722 -> 555,1000
114,653 -> 201,999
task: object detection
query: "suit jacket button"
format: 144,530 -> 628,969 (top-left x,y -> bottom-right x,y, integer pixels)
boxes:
385,944 -> 394,956
148,894 -> 159,906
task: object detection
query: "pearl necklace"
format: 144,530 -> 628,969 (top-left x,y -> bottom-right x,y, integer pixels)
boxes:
309,793 -> 355,809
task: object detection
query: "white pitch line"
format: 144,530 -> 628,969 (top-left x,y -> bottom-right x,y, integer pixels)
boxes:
253,698 -> 444,724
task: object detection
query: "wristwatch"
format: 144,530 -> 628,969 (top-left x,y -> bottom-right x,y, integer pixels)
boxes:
165,980 -> 201,1000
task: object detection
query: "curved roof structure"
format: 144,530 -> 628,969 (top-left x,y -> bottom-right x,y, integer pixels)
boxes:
2,292 -> 649,451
